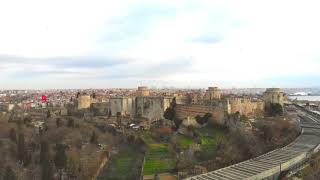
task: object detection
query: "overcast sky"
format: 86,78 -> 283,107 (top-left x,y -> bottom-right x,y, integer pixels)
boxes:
0,0 -> 320,89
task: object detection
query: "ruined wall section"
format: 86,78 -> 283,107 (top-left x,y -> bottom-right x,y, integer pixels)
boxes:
91,102 -> 109,115
135,97 -> 173,122
263,88 -> 284,109
109,97 -> 134,117
204,87 -> 221,101
78,95 -> 91,109
228,97 -> 265,117
137,86 -> 150,96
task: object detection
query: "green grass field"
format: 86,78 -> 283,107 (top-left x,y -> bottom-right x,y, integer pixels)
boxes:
143,143 -> 176,175
174,134 -> 194,149
141,125 -> 227,175
197,125 -> 227,157
98,147 -> 144,180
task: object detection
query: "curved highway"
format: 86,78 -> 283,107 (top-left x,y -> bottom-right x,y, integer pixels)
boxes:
184,107 -> 320,180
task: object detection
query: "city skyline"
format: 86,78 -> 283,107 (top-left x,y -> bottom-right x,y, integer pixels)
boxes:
1,0 -> 320,89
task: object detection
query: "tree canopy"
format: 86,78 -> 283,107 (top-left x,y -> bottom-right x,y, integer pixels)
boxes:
54,144 -> 67,169
270,103 -> 283,116
195,113 -> 212,125
17,133 -> 25,162
4,166 -> 16,180
163,98 -> 182,128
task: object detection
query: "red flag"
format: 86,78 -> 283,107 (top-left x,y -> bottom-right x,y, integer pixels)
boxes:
41,95 -> 47,103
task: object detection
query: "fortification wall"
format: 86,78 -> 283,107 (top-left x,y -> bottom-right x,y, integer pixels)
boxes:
137,86 -> 150,96
175,96 -> 189,105
91,102 -> 109,115
264,88 -> 284,109
175,104 -> 225,124
136,97 -> 173,122
78,95 -> 91,109
204,87 -> 221,100
228,98 -> 265,117
109,98 -> 133,116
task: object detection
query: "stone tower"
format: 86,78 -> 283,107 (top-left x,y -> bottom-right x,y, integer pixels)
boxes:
78,95 -> 91,109
137,86 -> 150,97
263,88 -> 284,109
204,87 -> 221,101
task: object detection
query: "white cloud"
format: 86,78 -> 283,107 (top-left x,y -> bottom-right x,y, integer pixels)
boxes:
0,0 -> 320,88
0,0 -> 131,57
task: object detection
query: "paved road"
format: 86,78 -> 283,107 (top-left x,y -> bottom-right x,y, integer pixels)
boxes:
184,108 -> 320,180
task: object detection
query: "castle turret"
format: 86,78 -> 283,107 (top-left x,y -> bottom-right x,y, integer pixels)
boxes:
263,88 -> 284,109
78,94 -> 91,109
204,87 -> 221,101
137,86 -> 150,97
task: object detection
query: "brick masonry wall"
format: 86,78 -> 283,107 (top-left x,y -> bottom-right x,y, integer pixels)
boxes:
175,104 -> 225,124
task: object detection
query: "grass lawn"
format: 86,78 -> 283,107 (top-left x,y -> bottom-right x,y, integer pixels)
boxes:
199,125 -> 225,140
137,132 -> 176,175
98,147 -> 144,180
200,135 -> 216,145
174,134 -> 194,149
143,158 -> 176,175
196,125 -> 227,157
143,143 -> 176,175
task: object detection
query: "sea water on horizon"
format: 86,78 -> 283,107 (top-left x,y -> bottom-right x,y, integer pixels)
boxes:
288,96 -> 320,101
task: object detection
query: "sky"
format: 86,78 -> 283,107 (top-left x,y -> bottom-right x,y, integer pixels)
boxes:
0,0 -> 320,89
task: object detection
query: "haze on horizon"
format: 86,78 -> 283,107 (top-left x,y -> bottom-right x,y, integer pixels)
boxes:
0,0 -> 320,89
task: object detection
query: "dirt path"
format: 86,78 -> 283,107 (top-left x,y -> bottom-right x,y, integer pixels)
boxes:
92,155 -> 109,180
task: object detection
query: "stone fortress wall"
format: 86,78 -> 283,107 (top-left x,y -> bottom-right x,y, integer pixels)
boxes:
135,96 -> 173,122
75,88 -> 174,122
91,101 -> 109,115
109,97 -> 134,117
228,97 -> 265,117
175,87 -> 285,125
204,87 -> 221,101
86,86 -> 285,125
78,95 -> 91,109
137,86 -> 150,97
175,104 -> 225,125
263,88 -> 284,109
103,86 -> 173,122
